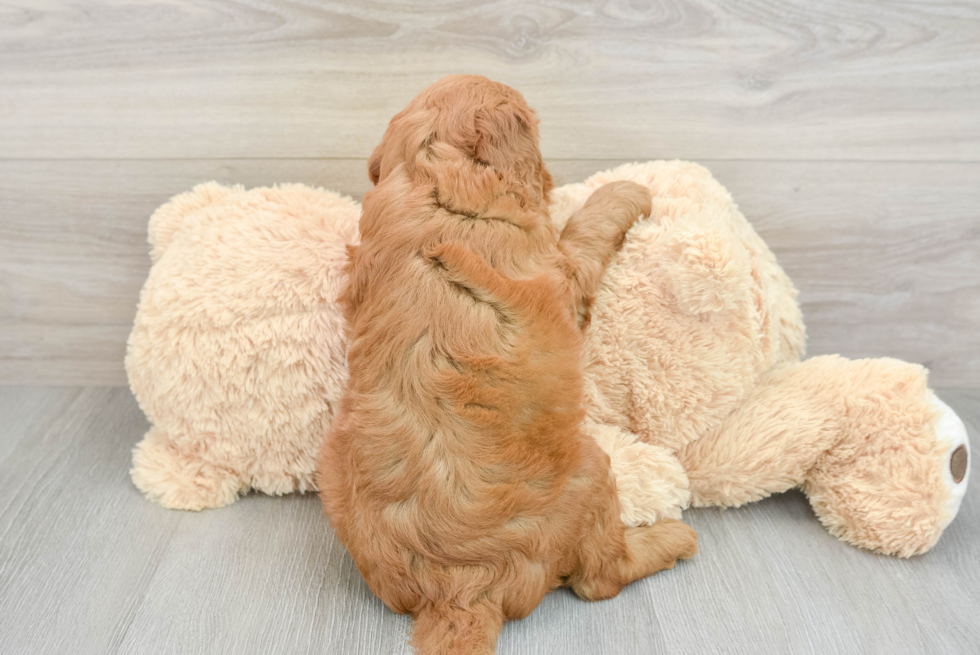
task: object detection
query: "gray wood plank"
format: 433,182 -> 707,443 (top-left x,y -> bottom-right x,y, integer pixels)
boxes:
0,158 -> 369,386
0,386 -> 80,464
1,0 -> 979,161
0,387 -> 182,655
113,485 -> 416,655
556,160 -> 980,387
2,159 -> 976,386
0,386 -> 977,654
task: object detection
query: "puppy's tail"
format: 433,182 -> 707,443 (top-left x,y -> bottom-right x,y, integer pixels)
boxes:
411,597 -> 503,655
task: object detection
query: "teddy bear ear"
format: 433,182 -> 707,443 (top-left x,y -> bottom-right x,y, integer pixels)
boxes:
147,182 -> 234,262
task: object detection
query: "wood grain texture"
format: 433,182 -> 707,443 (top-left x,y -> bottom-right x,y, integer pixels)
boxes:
2,2 -> 977,650
2,0 -> 978,384
0,386 -> 977,654
2,159 -> 976,386
1,0 -> 979,161
0,388 -> 183,654
556,160 -> 980,386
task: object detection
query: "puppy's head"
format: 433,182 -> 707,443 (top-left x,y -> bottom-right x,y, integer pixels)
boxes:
367,75 -> 553,218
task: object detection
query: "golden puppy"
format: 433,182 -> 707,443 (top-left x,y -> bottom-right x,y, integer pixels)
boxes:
317,75 -> 697,655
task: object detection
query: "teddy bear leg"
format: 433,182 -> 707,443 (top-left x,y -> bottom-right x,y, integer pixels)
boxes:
130,426 -> 248,511
803,359 -> 971,557
676,358 -> 844,509
146,182 -> 237,261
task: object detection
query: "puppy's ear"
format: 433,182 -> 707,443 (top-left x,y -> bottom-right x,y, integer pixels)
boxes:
541,165 -> 554,202
472,102 -> 551,209
338,243 -> 376,325
418,102 -> 548,220
367,144 -> 383,185
421,143 -> 517,218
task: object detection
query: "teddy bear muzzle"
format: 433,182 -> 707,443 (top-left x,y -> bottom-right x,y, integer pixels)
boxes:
932,393 -> 971,530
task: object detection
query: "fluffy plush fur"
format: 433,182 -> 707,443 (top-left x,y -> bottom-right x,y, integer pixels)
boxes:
127,183 -> 358,509
127,151 -> 970,560
316,75 -> 697,655
551,162 -> 970,557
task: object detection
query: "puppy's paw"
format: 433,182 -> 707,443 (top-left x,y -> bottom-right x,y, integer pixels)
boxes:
625,518 -> 698,575
584,180 -> 653,233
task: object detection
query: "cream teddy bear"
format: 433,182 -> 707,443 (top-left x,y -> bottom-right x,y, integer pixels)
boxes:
550,162 -> 970,557
127,183 -> 357,505
127,161 -> 970,557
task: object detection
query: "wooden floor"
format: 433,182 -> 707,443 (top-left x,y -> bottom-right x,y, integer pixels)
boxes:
0,0 -> 978,386
2,2 -> 979,653
0,386 -> 977,654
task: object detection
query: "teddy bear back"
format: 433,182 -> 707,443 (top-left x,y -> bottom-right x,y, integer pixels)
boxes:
550,161 -> 806,453
126,183 -> 359,485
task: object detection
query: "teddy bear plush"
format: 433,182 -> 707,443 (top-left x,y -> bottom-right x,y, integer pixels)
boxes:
127,161 -> 970,557
127,183 -> 357,506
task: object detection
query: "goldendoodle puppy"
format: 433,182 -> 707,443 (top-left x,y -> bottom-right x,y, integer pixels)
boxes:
317,75 -> 697,655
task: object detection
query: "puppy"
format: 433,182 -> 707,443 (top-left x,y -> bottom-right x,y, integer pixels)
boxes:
317,75 -> 697,655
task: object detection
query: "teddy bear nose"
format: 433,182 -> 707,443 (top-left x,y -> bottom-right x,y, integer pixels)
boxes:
951,444 -> 968,484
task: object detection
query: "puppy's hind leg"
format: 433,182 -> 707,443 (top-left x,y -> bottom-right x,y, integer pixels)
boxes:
568,443 -> 697,601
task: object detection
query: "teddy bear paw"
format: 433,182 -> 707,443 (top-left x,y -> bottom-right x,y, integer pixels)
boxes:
131,427 -> 247,511
584,421 -> 691,526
